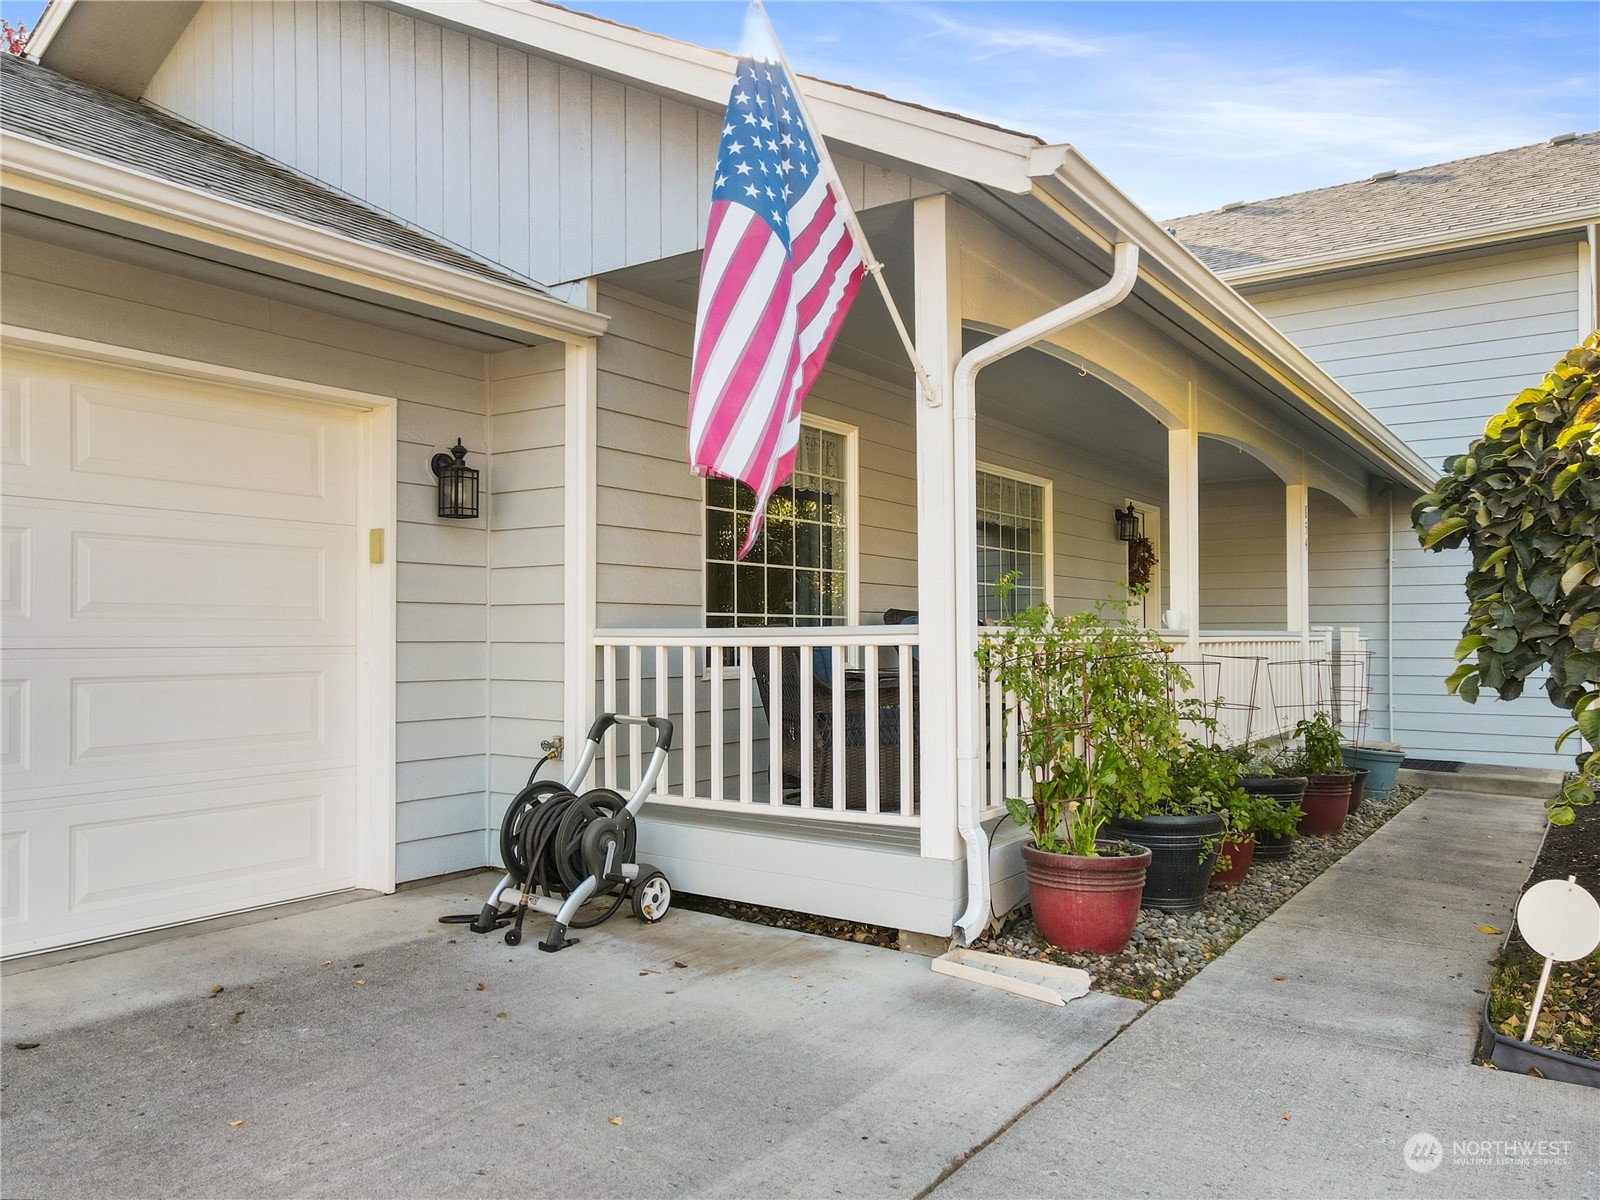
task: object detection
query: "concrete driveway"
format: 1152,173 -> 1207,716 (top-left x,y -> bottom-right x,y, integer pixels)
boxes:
1,877 -> 1139,1199
7,781 -> 1597,1200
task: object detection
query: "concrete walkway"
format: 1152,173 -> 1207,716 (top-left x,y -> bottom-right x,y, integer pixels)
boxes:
935,786 -> 1600,1199
3,783 -> 1596,1199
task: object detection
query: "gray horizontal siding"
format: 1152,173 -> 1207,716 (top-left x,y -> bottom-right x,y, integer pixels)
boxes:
1256,243 -> 1582,768
486,344 -> 568,841
1252,244 -> 1582,469
1200,480 -> 1286,630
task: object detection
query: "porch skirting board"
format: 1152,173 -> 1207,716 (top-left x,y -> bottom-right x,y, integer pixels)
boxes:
987,819 -> 1031,921
636,808 -> 963,936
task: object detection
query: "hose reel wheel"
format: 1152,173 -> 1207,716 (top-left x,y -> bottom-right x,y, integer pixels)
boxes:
631,872 -> 671,923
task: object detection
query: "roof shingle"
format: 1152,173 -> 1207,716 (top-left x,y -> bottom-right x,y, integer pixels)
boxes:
0,54 -> 547,293
1167,133 -> 1600,275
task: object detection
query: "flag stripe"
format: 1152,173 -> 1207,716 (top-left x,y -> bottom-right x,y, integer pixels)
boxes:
688,55 -> 864,559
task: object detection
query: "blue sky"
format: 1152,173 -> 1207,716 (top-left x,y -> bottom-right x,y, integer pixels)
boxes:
4,1 -> 1595,217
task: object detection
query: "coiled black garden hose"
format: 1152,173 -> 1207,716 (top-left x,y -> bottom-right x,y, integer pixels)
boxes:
440,762 -> 636,929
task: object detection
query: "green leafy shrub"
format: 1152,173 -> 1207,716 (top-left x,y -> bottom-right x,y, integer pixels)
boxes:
976,599 -> 1196,855
1412,332 -> 1600,824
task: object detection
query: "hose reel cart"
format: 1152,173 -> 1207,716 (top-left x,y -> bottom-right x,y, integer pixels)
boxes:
461,713 -> 673,952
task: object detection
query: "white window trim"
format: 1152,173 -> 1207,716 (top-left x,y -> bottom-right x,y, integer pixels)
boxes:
975,460 -> 1054,613
1123,497 -> 1163,629
700,415 -> 861,632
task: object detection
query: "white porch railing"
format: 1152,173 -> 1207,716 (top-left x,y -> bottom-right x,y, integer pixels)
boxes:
592,629 -> 920,827
597,624 -> 1368,827
975,627 -> 1370,815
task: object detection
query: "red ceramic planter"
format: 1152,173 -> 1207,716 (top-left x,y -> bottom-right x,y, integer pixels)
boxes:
1298,773 -> 1353,835
1209,837 -> 1255,886
1022,840 -> 1151,954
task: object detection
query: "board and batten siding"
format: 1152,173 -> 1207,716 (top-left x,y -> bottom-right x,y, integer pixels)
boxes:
1249,242 -> 1586,767
0,231 -> 496,879
486,344 -> 568,834
145,0 -> 939,288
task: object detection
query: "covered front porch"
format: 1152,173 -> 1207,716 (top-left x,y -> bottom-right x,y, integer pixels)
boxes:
559,188 -> 1421,940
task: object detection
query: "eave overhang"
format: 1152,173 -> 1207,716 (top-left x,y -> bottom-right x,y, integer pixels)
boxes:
1,130 -> 608,347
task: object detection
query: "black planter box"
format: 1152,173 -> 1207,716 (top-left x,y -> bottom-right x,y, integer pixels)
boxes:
1478,997 -> 1600,1088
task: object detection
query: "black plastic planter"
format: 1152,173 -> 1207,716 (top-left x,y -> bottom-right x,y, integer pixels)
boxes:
1241,776 -> 1307,862
1479,997 -> 1600,1087
1106,812 -> 1224,913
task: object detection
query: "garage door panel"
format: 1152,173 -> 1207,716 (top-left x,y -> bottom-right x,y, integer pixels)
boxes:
5,502 -> 355,647
1,369 -> 30,469
1,354 -> 359,522
2,773 -> 357,954
1,349 -> 371,955
2,831 -> 27,922
4,652 -> 356,793
1,524 -> 30,620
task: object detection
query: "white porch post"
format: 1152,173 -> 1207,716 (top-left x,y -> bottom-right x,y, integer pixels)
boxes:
1285,482 -> 1310,638
913,194 -> 961,861
563,334 -> 599,784
1167,424 -> 1201,656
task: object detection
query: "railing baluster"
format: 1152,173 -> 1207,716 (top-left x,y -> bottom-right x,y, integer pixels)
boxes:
709,646 -> 725,806
655,644 -> 670,796
629,645 -> 643,785
682,643 -> 698,802
799,645 -> 814,810
602,647 -> 617,789
864,643 -> 880,816
767,641 -> 784,805
899,642 -> 914,811
830,643 -> 845,810
739,646 -> 754,806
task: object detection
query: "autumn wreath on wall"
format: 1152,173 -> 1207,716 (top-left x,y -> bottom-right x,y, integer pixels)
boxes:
1128,534 -> 1158,593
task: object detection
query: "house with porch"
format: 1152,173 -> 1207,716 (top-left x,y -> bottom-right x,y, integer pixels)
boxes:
1170,135 -> 1600,769
2,0 -> 1433,956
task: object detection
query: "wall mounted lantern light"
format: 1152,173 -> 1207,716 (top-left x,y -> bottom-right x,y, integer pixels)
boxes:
431,439 -> 480,519
1114,502 -> 1142,543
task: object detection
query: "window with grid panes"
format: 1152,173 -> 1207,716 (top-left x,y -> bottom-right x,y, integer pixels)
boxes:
705,425 -> 848,627
976,469 -> 1047,620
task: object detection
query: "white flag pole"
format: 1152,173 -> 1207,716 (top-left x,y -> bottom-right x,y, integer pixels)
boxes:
750,0 -> 943,407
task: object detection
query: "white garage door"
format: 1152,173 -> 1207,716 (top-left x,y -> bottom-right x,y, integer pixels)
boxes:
2,351 -> 363,956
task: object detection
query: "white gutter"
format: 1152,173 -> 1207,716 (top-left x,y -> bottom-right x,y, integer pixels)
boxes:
1028,147 -> 1438,495
952,240 -> 1141,945
1216,210 -> 1600,287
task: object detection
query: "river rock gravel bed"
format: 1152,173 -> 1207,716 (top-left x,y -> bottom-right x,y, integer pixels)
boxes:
974,783 -> 1423,1001
677,783 -> 1423,1003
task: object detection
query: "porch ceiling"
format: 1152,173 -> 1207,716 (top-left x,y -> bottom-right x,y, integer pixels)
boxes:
964,332 -> 1168,474
603,203 -> 920,387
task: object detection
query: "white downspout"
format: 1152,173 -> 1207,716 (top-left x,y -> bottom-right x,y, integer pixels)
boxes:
952,240 -> 1140,944
1386,484 -> 1397,743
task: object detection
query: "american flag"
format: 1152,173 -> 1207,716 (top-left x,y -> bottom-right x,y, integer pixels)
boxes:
688,53 -> 864,559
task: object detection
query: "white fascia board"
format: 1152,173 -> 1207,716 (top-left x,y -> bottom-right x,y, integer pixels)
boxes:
0,131 -> 608,345
1216,210 -> 1600,287
1028,147 -> 1439,494
383,0 -> 1039,193
21,0 -> 74,60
